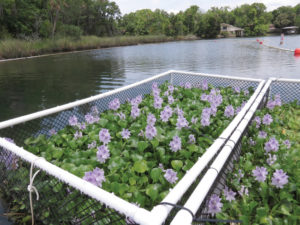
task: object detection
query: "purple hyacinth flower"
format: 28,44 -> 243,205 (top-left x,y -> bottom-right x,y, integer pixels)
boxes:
191,117 -> 198,124
99,128 -> 111,144
210,106 -> 218,116
85,113 -> 95,124
169,136 -> 182,152
83,167 -> 106,187
131,95 -> 143,106
266,100 -> 276,110
271,169 -> 288,189
168,95 -> 174,104
274,94 -> 281,106
176,116 -> 189,130
201,116 -> 210,127
121,129 -> 131,139
164,169 -> 178,184
145,125 -> 157,140
77,122 -> 86,130
97,145 -> 110,163
234,87 -> 240,93
185,82 -> 192,89
252,166 -> 268,182
160,105 -> 173,122
253,116 -> 261,128
49,128 -> 57,136
147,113 -> 156,126
69,115 -> 78,126
74,131 -> 82,139
224,105 -> 235,118
283,140 -> 291,149
264,137 -> 279,153
175,106 -> 184,117
154,96 -> 163,109
131,106 -> 140,119
262,114 -> 273,125
208,194 -> 223,216
201,93 -> 208,101
164,91 -> 169,96
109,98 -> 120,111
152,82 -> 158,90
267,153 -> 277,166
249,138 -> 256,146
188,134 -> 196,144
258,131 -> 267,139
168,85 -> 174,93
244,90 -> 249,96
223,187 -> 236,202
88,141 -> 97,149
201,80 -> 208,90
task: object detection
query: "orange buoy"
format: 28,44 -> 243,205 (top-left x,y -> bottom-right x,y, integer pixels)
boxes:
259,41 -> 263,45
294,48 -> 300,56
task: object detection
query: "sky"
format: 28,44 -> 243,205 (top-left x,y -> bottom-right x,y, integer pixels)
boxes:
113,0 -> 299,15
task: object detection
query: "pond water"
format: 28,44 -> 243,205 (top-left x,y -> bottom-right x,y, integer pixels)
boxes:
0,35 -> 300,122
0,35 -> 300,222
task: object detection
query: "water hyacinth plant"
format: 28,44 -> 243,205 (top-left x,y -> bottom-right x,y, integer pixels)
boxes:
23,81 -> 252,210
211,95 -> 300,224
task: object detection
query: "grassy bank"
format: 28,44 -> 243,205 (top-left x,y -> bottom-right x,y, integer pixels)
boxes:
0,35 -> 197,60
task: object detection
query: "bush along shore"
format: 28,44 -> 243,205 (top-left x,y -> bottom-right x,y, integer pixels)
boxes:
209,95 -> 300,224
1,81 -> 253,224
0,35 -> 197,60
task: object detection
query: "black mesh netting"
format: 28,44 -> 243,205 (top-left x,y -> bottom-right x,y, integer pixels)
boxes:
0,72 -> 261,224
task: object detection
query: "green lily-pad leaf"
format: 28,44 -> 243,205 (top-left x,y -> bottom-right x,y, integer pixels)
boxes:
171,160 -> 183,171
133,160 -> 148,173
138,141 -> 149,152
146,184 -> 161,201
150,168 -> 162,182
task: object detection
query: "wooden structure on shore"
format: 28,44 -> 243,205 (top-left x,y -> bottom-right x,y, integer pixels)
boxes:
220,23 -> 244,37
282,26 -> 299,35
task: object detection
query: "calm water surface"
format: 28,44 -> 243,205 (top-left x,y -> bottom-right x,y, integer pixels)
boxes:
1,35 -> 300,122
0,35 -> 300,222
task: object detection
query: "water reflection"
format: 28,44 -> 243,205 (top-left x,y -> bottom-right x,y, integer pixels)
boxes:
0,35 -> 300,122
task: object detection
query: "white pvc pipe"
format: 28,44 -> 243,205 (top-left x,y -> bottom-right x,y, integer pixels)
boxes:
0,70 -> 173,128
0,138 -> 157,225
170,79 -> 272,225
150,81 -> 264,224
171,70 -> 263,82
0,71 -> 265,225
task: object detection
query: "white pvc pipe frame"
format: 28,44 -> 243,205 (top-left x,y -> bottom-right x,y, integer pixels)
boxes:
170,78 -> 292,225
0,70 -> 264,225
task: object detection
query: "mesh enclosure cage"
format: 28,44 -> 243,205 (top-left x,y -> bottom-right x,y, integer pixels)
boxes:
0,70 -> 263,225
191,78 -> 300,224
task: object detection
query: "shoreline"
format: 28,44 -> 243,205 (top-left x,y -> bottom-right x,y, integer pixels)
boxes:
0,35 -> 199,62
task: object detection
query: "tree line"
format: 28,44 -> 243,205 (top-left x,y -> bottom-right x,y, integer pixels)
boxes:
0,1 -> 300,40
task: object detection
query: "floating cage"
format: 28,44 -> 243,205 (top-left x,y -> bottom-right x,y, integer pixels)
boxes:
0,70 -> 265,225
170,78 -> 300,225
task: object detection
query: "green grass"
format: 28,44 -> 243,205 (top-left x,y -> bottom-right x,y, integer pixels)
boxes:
0,35 -> 197,60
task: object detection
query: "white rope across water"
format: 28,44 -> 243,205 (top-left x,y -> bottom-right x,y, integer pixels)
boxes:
27,157 -> 45,225
260,40 -> 294,52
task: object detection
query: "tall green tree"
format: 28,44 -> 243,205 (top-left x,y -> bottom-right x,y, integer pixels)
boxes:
272,6 -> 296,28
196,10 -> 220,38
233,3 -> 271,36
183,5 -> 200,34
